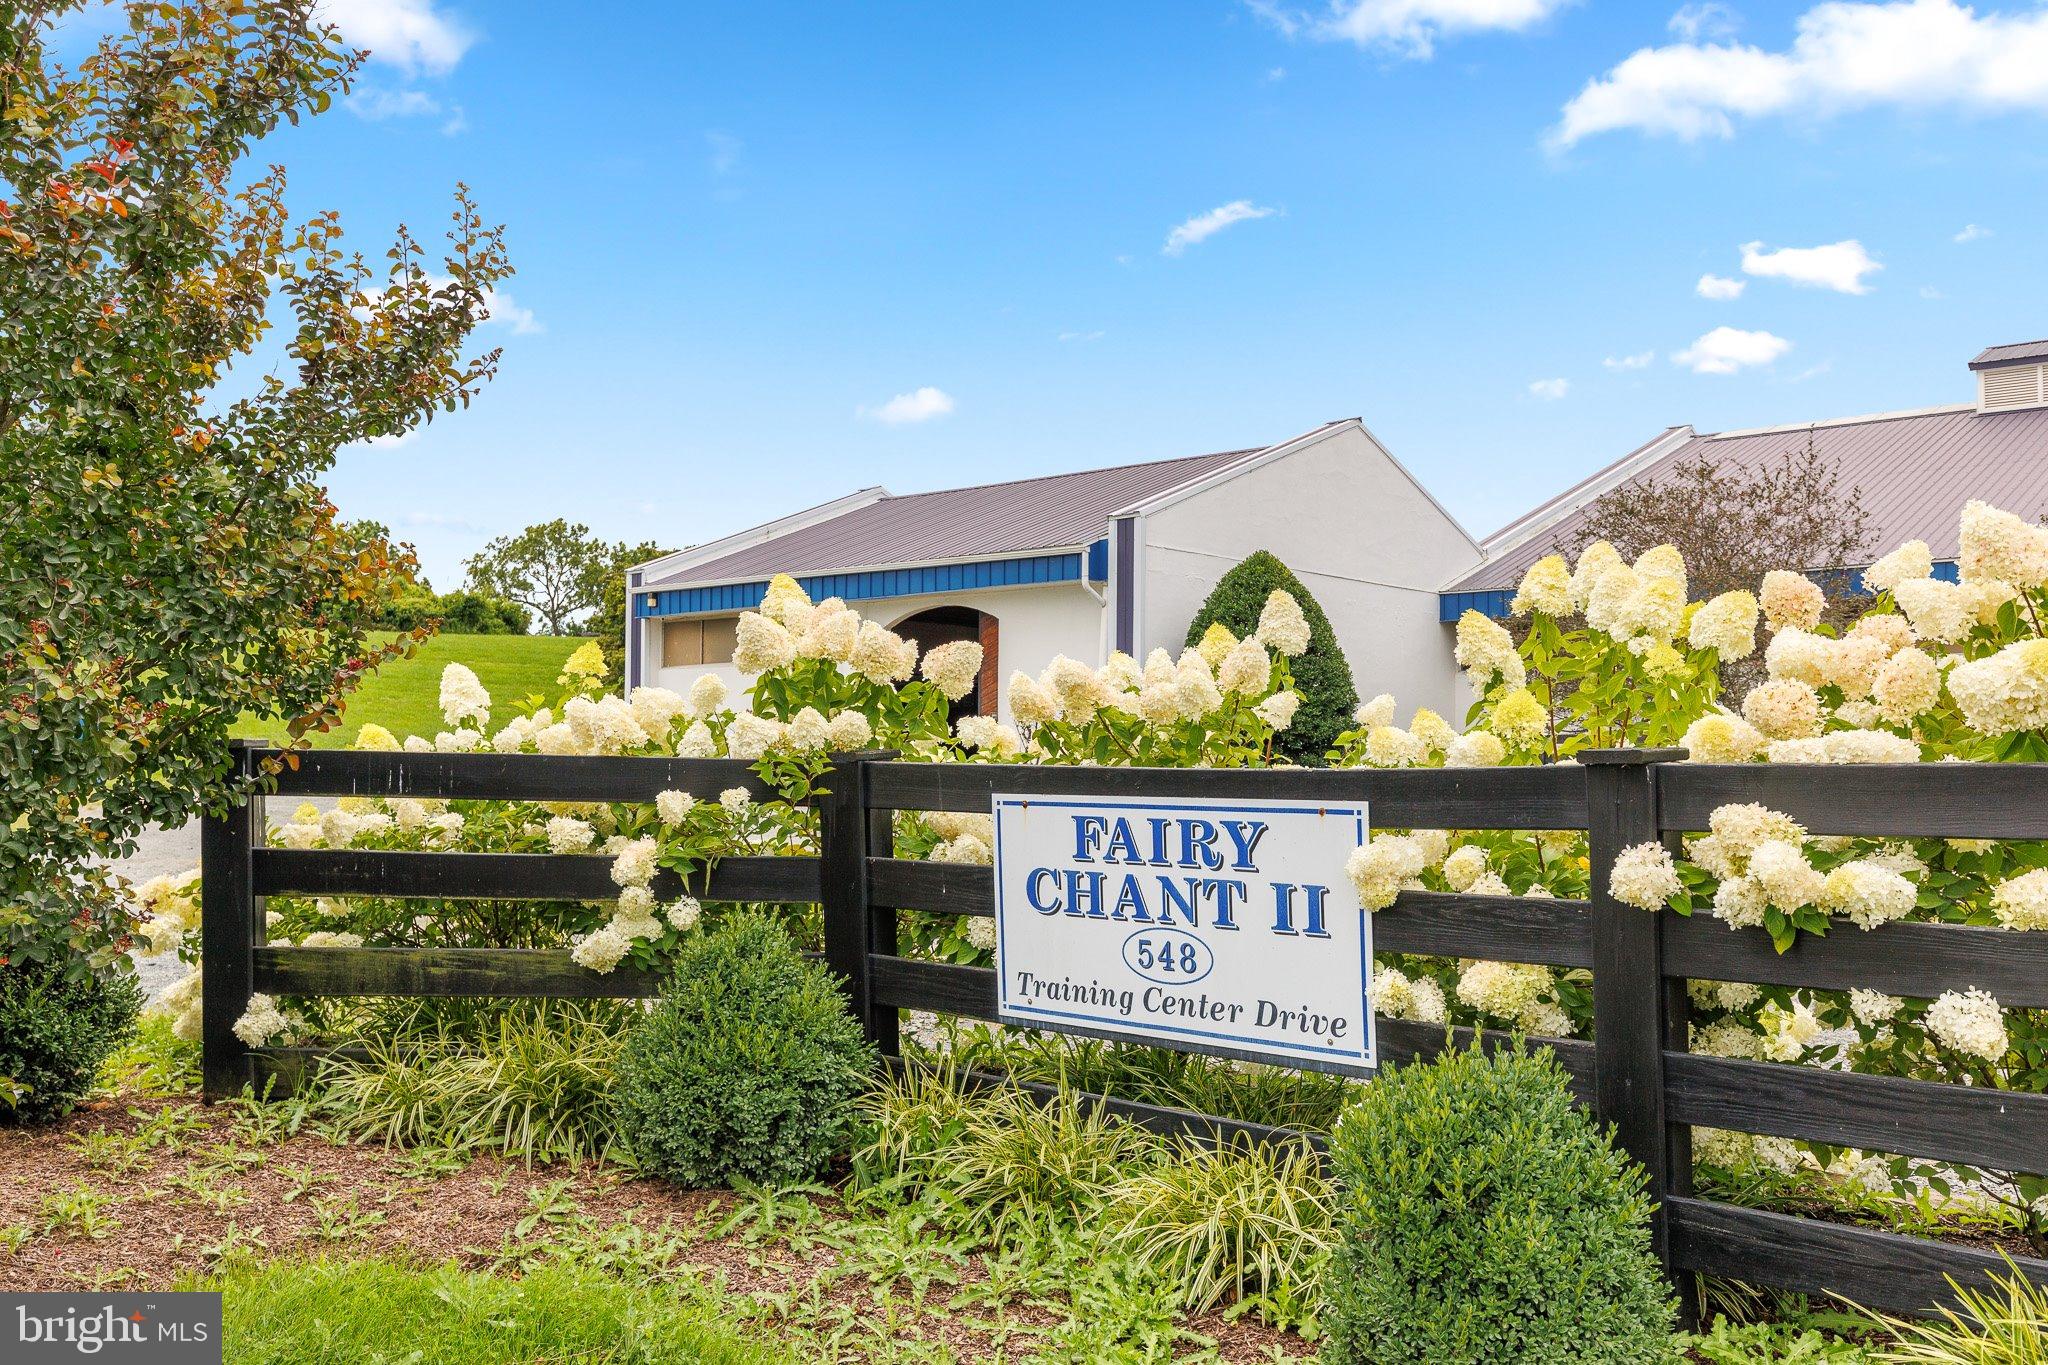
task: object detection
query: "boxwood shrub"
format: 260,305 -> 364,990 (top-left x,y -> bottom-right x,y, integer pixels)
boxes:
0,960 -> 142,1125
1322,1041 -> 1675,1364
614,913 -> 873,1187
1182,550 -> 1357,765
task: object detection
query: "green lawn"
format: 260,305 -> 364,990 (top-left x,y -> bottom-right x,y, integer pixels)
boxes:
195,1258 -> 785,1364
231,632 -> 594,749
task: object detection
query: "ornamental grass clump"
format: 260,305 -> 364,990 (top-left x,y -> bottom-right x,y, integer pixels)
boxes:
1323,1042 -> 1675,1364
615,914 -> 872,1187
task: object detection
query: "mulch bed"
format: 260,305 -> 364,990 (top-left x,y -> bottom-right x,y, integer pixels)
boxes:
0,1094 -> 1307,1362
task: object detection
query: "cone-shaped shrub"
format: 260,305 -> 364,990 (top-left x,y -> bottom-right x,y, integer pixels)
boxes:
1322,1042 -> 1675,1364
614,914 -> 873,1187
1183,551 -> 1357,763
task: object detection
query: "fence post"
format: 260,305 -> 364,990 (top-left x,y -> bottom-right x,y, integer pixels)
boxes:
200,739 -> 266,1100
818,750 -> 899,1057
1582,747 -> 1692,1316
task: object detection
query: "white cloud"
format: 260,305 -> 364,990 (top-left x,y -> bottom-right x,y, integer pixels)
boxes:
1920,284 -> 1946,299
1266,65 -> 1289,81
345,86 -> 466,134
1163,200 -> 1278,256
706,131 -> 743,175
1668,2 -> 1739,42
1604,350 -> 1655,370
1740,238 -> 1881,293
1954,222 -> 1992,242
1528,377 -> 1571,400
1673,326 -> 1792,374
1696,272 -> 1747,300
1550,0 -> 2048,148
318,0 -> 474,74
863,387 -> 955,425
483,288 -> 542,336
1252,0 -> 1572,60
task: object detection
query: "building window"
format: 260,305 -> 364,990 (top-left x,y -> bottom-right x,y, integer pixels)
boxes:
662,615 -> 738,667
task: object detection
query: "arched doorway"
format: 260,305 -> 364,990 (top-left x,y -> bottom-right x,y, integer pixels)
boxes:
892,605 -> 997,721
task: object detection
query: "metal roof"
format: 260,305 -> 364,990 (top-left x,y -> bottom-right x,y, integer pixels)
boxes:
655,447 -> 1263,586
1448,403 -> 2048,592
1971,340 -> 2048,370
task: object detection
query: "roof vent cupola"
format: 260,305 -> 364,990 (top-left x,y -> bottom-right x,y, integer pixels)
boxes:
1972,341 -> 2048,414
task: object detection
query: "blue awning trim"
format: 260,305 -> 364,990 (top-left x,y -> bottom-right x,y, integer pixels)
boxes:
1086,537 -> 1110,583
1437,560 -> 1961,624
1439,589 -> 1513,623
637,550 -> 1096,619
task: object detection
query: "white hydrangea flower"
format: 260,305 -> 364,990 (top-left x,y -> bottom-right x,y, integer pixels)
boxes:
826,710 -> 874,751
733,611 -> 798,674
676,721 -> 717,758
1872,647 -> 1942,724
1172,653 -> 1223,720
1990,868 -> 2048,931
1408,708 -> 1456,753
1819,860 -> 1917,929
1864,540 -> 1934,595
1681,712 -> 1764,764
616,885 -> 655,919
666,897 -> 703,932
231,994 -> 291,1047
686,672 -> 729,719
931,833 -> 993,866
1693,1019 -> 1764,1060
1892,578 -> 1975,645
955,715 -> 1023,756
852,622 -> 917,684
1960,500 -> 2048,588
1216,637 -> 1272,695
1511,554 -> 1574,617
1758,998 -> 1823,1062
1924,988 -> 2009,1060
920,640 -> 985,701
1742,679 -> 1822,740
1488,688 -> 1548,747
1569,541 -> 1624,611
546,816 -> 596,854
1345,835 -> 1427,911
1608,842 -> 1682,911
1455,960 -> 1552,1022
1454,611 -> 1525,690
1254,690 -> 1301,731
1008,671 -> 1062,725
719,786 -> 753,812
1363,725 -> 1425,769
434,727 -> 482,754
438,662 -> 491,728
571,926 -> 631,974
1749,840 -> 1825,911
655,790 -> 696,826
758,574 -> 814,628
798,604 -> 860,662
609,837 -> 658,889
786,706 -> 830,752
724,711 -> 784,760
963,916 -> 997,952
1817,729 -> 1922,764
1353,693 -> 1397,729
1372,966 -> 1446,1024
1442,730 -> 1505,768
1759,570 -> 1825,631
1849,988 -> 1904,1026
1690,590 -> 1759,659
1441,844 -> 1489,893
1253,590 -> 1312,656
1947,638 -> 2048,736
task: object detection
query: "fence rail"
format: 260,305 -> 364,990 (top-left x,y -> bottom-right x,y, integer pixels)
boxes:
199,739 -> 2048,1317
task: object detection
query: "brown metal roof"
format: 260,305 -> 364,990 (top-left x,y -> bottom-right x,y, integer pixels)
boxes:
1972,340 -> 2048,370
663,447 -> 1263,584
1448,404 -> 2048,592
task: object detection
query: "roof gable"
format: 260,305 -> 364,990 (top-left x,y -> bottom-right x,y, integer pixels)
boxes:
646,446 -> 1262,588
1448,403 -> 2048,593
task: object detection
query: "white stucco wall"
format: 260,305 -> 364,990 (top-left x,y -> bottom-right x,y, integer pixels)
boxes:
1134,423 -> 1483,718
641,582 -> 1107,723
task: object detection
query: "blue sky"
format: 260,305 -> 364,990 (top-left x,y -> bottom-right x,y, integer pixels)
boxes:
68,1 -> 2048,586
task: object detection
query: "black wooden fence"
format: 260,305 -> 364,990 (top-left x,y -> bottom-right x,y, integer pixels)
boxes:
200,738 -> 2048,1315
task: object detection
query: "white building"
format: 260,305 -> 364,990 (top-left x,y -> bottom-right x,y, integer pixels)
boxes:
626,419 -> 1484,720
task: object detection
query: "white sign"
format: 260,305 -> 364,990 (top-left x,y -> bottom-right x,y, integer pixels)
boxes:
990,794 -> 1374,1076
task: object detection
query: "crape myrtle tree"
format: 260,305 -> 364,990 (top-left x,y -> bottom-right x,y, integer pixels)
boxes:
0,1 -> 511,979
1185,551 -> 1358,763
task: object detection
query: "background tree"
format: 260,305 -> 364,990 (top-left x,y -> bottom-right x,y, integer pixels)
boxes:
370,584 -> 531,635
1185,551 -> 1358,763
0,1 -> 511,977
463,520 -> 611,636
1565,434 -> 1876,609
590,540 -> 671,687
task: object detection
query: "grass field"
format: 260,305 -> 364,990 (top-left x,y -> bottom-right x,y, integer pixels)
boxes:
197,1259 -> 784,1364
231,632 -> 594,748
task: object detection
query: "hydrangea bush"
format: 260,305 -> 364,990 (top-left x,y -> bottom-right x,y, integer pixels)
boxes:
128,515 -> 2048,1249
